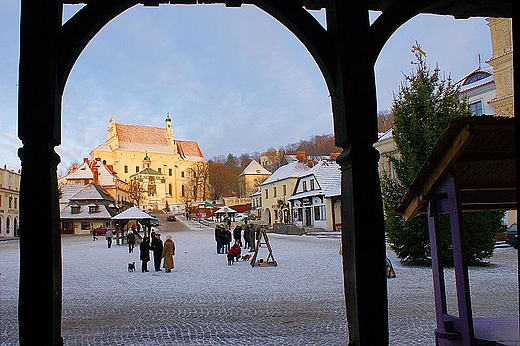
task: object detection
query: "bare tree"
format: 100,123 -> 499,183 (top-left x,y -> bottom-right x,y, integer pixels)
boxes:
128,178 -> 146,208
186,161 -> 209,202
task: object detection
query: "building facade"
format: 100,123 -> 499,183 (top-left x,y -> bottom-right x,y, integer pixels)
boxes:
259,158 -> 312,225
59,157 -> 131,208
289,160 -> 342,231
238,160 -> 271,198
0,165 -> 20,237
60,183 -> 118,235
90,116 -> 207,211
458,68 -> 497,116
486,17 -> 514,117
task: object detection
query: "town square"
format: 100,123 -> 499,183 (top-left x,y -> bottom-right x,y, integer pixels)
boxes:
0,214 -> 518,345
0,1 -> 515,345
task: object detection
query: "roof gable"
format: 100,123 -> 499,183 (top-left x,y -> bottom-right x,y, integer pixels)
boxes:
260,161 -> 309,185
240,160 -> 271,176
69,183 -> 115,202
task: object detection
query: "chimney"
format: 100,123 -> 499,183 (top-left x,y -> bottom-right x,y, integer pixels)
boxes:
307,160 -> 314,168
296,151 -> 306,162
92,166 -> 99,184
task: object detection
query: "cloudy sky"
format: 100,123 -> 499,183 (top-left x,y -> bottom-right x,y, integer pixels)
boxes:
1,1 -> 492,173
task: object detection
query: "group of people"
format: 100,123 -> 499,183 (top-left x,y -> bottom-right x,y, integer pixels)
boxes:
139,232 -> 175,273
215,223 -> 260,258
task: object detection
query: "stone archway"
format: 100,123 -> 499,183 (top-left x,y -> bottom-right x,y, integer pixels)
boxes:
17,1 -> 512,345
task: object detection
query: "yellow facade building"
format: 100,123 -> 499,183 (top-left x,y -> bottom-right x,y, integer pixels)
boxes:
90,117 -> 207,211
0,165 -> 20,238
486,17 -> 514,117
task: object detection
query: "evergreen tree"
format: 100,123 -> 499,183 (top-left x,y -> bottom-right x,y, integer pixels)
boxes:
382,44 -> 503,265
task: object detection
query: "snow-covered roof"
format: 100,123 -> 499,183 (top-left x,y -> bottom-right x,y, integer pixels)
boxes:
69,184 -> 115,202
378,128 -> 393,141
214,206 -> 238,214
239,160 -> 271,176
60,204 -> 116,220
59,184 -> 85,204
289,161 -> 341,200
260,161 -> 310,185
112,206 -> 153,220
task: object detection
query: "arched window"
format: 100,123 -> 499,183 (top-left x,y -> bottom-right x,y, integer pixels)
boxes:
181,185 -> 185,197
169,184 -> 172,196
6,217 -> 11,234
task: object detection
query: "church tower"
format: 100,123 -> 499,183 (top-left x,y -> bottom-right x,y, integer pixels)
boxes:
165,114 -> 177,154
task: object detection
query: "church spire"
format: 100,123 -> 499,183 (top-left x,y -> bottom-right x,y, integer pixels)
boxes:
165,113 -> 177,154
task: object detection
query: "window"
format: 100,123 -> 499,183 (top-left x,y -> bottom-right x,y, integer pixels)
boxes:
14,198 -> 17,209
124,165 -> 128,173
314,206 -> 321,220
181,171 -> 185,178
168,184 -> 172,196
265,189 -> 269,199
181,185 -> 185,197
0,195 -> 2,207
135,166 -> 139,173
81,222 -> 90,230
310,179 -> 315,190
283,185 -> 287,195
273,187 -> 277,198
88,205 -> 98,214
71,204 -> 80,214
158,168 -> 161,174
303,181 -> 307,191
469,101 -> 483,116
8,197 -> 12,208
169,168 -> 172,176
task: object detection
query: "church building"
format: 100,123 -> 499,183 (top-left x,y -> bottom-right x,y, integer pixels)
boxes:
90,116 -> 207,211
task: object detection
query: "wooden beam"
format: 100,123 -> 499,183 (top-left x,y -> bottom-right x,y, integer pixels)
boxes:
402,125 -> 472,220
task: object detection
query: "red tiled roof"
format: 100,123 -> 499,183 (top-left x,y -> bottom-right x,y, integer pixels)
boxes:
177,140 -> 204,159
116,123 -> 169,146
114,122 -> 204,159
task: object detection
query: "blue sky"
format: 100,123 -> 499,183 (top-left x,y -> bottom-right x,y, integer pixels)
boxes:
1,1 -> 492,173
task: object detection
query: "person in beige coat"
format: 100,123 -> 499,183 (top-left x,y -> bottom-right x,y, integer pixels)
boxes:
162,235 -> 175,273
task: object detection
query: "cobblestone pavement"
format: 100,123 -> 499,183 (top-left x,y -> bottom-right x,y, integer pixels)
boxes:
0,216 -> 518,345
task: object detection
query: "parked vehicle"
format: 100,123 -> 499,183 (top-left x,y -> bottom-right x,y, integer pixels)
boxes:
505,223 -> 517,248
150,218 -> 160,227
167,215 -> 177,222
93,226 -> 115,236
234,213 -> 247,222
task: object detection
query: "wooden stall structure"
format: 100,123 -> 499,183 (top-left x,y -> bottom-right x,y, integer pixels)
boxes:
396,116 -> 518,346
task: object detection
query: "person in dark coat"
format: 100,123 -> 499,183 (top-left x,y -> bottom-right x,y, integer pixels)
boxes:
249,226 -> 256,252
127,230 -> 136,253
215,225 -> 222,254
139,236 -> 151,272
243,225 -> 250,250
224,227 -> 232,254
233,226 -> 242,247
151,233 -> 164,272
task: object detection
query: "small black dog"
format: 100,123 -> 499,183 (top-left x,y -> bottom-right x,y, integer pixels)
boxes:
128,261 -> 136,272
227,253 -> 234,265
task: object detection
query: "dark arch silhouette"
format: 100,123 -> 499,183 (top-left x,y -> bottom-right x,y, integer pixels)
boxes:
16,1 -> 513,345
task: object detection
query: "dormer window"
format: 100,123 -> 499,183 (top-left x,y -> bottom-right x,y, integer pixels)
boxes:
88,204 -> 99,214
71,203 -> 80,214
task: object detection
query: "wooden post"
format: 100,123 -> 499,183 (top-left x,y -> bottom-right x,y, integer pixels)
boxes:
18,0 -> 63,344
327,1 -> 389,344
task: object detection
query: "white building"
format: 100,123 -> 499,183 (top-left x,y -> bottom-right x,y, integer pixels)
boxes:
289,160 -> 341,231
